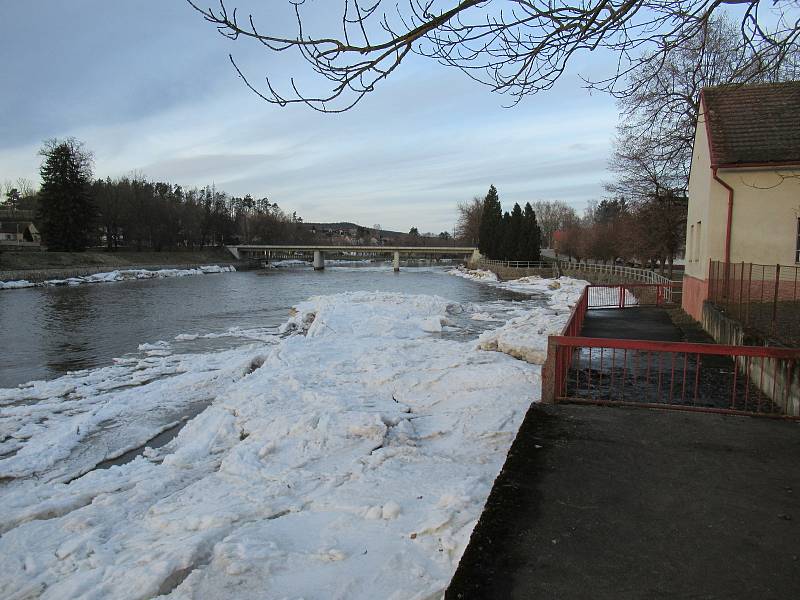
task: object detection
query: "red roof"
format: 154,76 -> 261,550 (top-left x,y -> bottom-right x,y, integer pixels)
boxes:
701,81 -> 800,168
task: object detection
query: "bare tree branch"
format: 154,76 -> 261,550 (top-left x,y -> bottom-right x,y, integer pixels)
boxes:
186,1 -> 800,111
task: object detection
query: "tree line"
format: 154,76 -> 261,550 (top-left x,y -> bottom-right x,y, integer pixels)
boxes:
455,185 -> 542,262
453,17 -> 794,275
557,197 -> 686,278
3,138 -> 308,252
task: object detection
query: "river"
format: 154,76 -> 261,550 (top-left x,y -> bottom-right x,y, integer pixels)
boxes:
0,263 -> 534,389
0,262 -> 587,598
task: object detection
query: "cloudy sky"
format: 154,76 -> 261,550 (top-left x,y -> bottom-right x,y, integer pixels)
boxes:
0,1 -> 620,233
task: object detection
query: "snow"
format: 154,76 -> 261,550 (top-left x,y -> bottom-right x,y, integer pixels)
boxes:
269,259 -> 408,268
0,279 -> 35,289
0,272 -> 588,599
326,259 -> 374,266
0,265 -> 236,291
447,267 -> 498,282
449,267 -> 589,364
269,259 -> 311,267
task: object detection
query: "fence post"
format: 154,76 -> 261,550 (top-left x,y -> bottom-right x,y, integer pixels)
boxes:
541,337 -> 557,403
772,264 -> 780,335
744,262 -> 751,325
708,260 -> 714,302
619,285 -> 625,308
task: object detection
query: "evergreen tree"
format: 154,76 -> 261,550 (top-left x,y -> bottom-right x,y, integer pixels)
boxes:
508,203 -> 524,260
4,188 -> 21,210
498,211 -> 513,260
517,202 -> 542,260
38,138 -> 96,251
478,185 -> 502,258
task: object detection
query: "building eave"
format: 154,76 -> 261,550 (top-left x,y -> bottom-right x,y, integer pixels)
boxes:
714,161 -> 800,171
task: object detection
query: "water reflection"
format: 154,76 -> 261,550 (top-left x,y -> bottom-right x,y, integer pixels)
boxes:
1,268 -> 541,388
41,286 -> 99,374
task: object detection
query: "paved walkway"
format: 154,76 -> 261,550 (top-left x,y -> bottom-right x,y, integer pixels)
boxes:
446,404 -> 800,599
581,307 -> 712,343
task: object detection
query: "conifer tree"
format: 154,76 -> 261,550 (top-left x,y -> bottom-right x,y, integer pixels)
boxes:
509,203 -> 524,261
38,138 -> 96,251
498,211 -> 513,260
478,185 -> 502,259
518,202 -> 542,261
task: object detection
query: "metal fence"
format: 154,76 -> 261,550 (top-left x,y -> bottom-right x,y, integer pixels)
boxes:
558,261 -> 680,303
478,258 -> 552,269
587,283 -> 678,309
543,284 -> 800,418
709,261 -> 800,345
551,337 -> 800,417
477,258 -> 558,277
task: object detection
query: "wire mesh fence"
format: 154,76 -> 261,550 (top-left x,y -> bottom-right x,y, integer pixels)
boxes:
709,261 -> 800,345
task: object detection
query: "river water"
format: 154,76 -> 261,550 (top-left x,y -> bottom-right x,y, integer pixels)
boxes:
0,264 -> 533,389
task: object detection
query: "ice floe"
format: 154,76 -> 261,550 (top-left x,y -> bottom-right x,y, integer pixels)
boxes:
449,267 -> 589,364
0,265 -> 236,291
0,273 -> 587,599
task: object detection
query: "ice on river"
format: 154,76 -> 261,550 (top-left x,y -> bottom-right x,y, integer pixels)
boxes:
0,277 -> 585,599
0,265 -> 236,291
450,267 -> 589,364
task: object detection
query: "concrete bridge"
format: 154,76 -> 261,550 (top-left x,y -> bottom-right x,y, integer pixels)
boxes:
226,245 -> 480,271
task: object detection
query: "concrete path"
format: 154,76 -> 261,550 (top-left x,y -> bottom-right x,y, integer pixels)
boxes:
447,404 -> 800,599
581,307 -> 687,342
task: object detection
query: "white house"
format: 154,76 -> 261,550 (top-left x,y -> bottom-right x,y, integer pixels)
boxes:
682,81 -> 800,320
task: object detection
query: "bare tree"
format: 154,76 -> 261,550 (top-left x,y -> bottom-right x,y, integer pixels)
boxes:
187,1 -> 799,111
531,200 -> 579,249
455,196 -> 482,245
615,15 -> 799,186
606,132 -> 687,277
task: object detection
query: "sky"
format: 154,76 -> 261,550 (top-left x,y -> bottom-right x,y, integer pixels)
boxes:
0,1 -> 620,234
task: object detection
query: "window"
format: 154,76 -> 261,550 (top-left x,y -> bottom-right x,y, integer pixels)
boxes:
688,225 -> 694,262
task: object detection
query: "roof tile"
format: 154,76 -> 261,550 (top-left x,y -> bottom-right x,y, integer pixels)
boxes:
702,81 -> 800,166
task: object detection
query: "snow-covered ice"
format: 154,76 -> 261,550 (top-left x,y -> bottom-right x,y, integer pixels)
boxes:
449,267 -> 589,364
447,267 -> 498,283
0,265 -> 236,291
268,259 -> 311,268
0,272 -> 587,599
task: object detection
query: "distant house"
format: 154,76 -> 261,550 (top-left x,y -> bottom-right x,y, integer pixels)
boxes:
682,81 -> 800,320
0,221 -> 41,246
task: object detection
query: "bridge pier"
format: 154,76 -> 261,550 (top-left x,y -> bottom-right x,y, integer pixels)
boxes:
313,250 -> 325,270
393,251 -> 400,272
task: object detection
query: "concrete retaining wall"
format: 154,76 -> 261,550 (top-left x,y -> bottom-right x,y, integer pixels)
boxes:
490,265 -> 556,280
702,301 -> 799,416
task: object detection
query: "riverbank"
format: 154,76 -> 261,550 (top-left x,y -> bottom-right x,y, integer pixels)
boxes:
0,248 -> 244,282
0,265 -> 237,290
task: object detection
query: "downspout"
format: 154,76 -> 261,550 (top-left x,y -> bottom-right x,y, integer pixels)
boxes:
712,168 -> 734,265
712,167 -> 734,299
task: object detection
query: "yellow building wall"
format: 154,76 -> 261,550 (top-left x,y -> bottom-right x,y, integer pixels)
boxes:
685,109 -> 728,281
722,170 -> 800,265
686,107 -> 800,276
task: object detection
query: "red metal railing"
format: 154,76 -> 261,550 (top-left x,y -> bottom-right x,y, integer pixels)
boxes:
586,283 -> 678,309
709,261 -> 800,344
560,285 -> 589,337
551,337 -> 800,418
543,284 -> 800,418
